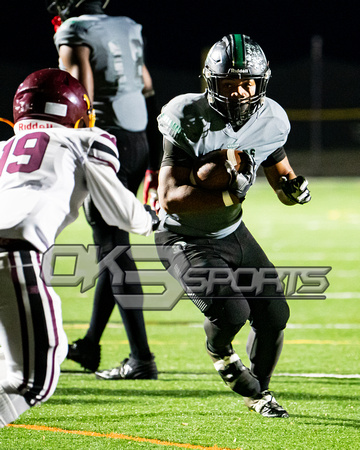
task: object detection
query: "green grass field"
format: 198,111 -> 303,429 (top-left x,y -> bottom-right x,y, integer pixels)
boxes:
1,177 -> 360,449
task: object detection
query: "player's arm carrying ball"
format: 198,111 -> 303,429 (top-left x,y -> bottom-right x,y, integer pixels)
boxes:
189,148 -> 256,204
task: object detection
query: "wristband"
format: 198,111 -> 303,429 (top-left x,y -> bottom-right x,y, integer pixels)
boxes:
222,190 -> 234,207
226,149 -> 238,166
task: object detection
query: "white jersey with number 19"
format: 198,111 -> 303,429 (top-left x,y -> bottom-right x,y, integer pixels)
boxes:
0,120 -> 152,252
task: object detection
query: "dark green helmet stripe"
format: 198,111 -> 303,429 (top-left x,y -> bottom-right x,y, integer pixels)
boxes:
233,34 -> 245,68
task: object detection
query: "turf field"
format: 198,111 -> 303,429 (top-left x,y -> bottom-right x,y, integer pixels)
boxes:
1,177 -> 359,449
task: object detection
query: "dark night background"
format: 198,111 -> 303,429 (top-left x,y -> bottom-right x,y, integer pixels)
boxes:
0,1 -> 359,172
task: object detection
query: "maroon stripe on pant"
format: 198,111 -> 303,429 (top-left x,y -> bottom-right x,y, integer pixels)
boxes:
8,251 -> 30,395
35,252 -> 60,402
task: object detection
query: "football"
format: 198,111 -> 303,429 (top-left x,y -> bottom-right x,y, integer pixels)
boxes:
190,149 -> 248,190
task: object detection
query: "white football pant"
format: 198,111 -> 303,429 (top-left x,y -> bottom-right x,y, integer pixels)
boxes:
0,250 -> 68,427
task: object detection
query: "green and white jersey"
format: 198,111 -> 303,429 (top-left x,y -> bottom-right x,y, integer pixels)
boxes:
54,15 -> 147,131
157,93 -> 290,238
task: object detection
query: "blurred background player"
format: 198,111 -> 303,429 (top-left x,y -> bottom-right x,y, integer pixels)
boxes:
0,68 -> 159,427
47,0 -> 162,379
155,34 -> 311,417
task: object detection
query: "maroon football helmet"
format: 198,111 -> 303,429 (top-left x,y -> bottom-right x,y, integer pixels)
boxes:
13,68 -> 95,128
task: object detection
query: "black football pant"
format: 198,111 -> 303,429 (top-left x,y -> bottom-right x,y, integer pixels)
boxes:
155,221 -> 290,390
84,128 -> 152,361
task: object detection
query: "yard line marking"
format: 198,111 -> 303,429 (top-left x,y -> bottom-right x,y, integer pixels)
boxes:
325,292 -> 360,299
274,254 -> 359,261
64,323 -> 125,329
287,323 -> 360,329
7,424 -> 242,450
63,322 -> 360,330
284,340 -> 356,345
275,373 -> 360,379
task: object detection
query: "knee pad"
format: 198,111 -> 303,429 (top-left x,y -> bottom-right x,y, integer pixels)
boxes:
206,297 -> 250,331
250,297 -> 290,332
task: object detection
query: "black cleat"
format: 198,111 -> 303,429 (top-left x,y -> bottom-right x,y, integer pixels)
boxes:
244,390 -> 289,418
67,337 -> 101,372
95,355 -> 158,380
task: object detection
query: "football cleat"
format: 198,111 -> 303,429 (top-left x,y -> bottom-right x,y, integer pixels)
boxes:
206,342 -> 260,397
244,390 -> 289,418
67,337 -> 101,372
95,355 -> 158,380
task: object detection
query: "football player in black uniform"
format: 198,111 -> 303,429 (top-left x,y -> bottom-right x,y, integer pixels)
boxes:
155,34 -> 311,417
47,0 -> 162,379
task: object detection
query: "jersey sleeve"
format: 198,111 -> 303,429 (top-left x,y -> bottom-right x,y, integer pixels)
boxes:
160,141 -> 194,168
85,128 -> 120,172
54,18 -> 93,50
261,146 -> 287,167
157,96 -> 203,156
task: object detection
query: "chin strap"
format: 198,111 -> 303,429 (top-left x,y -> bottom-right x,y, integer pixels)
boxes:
0,118 -> 14,128
74,95 -> 96,128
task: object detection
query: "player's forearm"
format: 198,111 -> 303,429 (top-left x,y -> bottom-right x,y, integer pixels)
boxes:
263,158 -> 297,205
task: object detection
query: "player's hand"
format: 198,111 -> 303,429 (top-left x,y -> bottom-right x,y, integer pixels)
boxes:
225,153 -> 256,200
144,204 -> 160,231
280,175 -> 311,204
143,169 -> 159,212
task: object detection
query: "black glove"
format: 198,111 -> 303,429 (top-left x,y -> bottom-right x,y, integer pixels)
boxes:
280,175 -> 311,204
144,204 -> 160,230
225,152 -> 256,201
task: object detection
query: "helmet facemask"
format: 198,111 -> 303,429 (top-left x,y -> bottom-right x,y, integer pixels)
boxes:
205,71 -> 270,128
203,34 -> 271,129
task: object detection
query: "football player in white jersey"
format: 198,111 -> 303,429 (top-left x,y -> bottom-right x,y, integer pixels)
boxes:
47,0 -> 161,379
0,68 -> 159,427
156,34 -> 311,418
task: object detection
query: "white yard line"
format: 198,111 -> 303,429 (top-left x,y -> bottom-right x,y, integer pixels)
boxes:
324,292 -> 360,299
275,373 -> 360,379
287,323 -> 360,329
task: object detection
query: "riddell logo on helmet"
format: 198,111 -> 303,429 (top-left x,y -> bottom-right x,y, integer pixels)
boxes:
17,122 -> 54,130
229,68 -> 250,74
